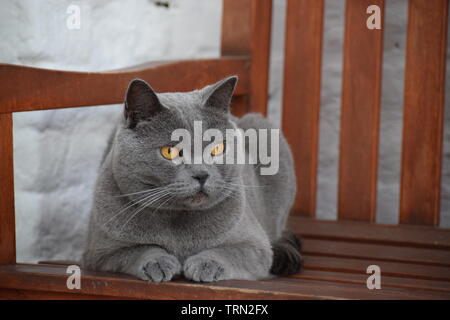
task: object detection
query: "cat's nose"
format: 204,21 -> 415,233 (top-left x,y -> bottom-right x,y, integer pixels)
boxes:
192,173 -> 209,186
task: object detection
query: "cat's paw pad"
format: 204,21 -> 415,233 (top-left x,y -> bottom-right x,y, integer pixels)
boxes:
141,255 -> 181,282
183,256 -> 226,282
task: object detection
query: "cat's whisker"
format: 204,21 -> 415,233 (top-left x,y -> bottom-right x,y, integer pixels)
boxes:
102,189 -> 172,228
150,194 -> 177,216
226,183 -> 266,188
118,192 -> 174,232
219,185 -> 241,198
114,186 -> 169,198
225,179 -> 266,188
104,183 -> 187,229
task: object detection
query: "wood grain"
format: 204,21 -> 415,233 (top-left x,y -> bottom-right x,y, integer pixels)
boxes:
0,58 -> 249,114
302,238 -> 450,267
292,269 -> 450,293
282,0 -> 324,217
248,0 -> 272,115
0,113 -> 15,265
221,0 -> 252,56
338,0 -> 384,221
400,0 -> 449,226
303,255 -> 450,282
1,263 -> 448,300
4,215 -> 450,299
221,0 -> 271,115
288,216 -> 450,249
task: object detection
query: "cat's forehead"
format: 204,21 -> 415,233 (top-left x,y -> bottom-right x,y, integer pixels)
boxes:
157,90 -> 204,124
156,90 -> 228,129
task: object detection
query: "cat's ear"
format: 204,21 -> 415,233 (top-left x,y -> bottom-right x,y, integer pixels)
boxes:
124,79 -> 163,128
203,76 -> 238,113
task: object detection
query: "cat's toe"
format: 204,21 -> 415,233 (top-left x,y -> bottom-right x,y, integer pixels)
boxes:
142,255 -> 181,282
183,256 -> 226,282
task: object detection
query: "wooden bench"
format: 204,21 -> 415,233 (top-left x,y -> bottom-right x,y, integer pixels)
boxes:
1,0 -> 449,299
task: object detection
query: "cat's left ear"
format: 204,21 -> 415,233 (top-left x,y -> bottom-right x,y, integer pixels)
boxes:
124,79 -> 163,128
203,76 -> 238,113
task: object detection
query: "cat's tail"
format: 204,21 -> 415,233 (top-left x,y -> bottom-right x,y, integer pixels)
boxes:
270,231 -> 303,276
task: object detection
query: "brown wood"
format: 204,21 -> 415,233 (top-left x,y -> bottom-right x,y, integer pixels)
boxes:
303,255 -> 450,282
5,214 -> 450,299
0,58 -> 249,114
0,264 -> 304,300
40,260 -> 450,296
302,238 -> 450,267
221,0 -> 252,56
273,278 -> 450,300
293,269 -> 450,293
0,288 -> 120,300
248,0 -> 272,115
221,0 -> 271,115
224,277 -> 450,300
230,95 -> 250,117
282,0 -> 324,217
1,264 -> 449,300
0,113 -> 15,265
338,0 -> 384,221
400,0 -> 449,226
288,216 -> 450,249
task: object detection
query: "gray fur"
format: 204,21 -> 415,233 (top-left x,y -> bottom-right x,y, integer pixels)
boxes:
82,76 -> 297,282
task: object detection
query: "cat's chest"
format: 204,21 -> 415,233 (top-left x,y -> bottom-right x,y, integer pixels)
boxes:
114,211 -> 234,253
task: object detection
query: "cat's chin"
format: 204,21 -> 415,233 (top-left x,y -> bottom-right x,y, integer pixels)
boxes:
183,191 -> 210,208
180,191 -> 229,211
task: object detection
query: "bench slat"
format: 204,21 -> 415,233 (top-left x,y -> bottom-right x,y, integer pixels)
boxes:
338,0 -> 384,221
1,264 -> 449,300
292,269 -> 450,293
302,238 -> 450,267
282,0 -> 324,217
400,0 -> 449,226
248,0 -> 272,115
0,58 -> 249,114
221,0 -> 271,115
0,113 -> 15,265
304,255 -> 450,282
288,216 -> 450,249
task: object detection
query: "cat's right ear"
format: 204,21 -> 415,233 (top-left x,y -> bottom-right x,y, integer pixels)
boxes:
124,79 -> 163,128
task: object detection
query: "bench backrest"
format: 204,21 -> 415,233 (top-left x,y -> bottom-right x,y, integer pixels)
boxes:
0,0 -> 448,265
224,0 -> 449,226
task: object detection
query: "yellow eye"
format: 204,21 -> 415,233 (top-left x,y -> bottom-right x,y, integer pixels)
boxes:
211,143 -> 225,156
160,146 -> 180,160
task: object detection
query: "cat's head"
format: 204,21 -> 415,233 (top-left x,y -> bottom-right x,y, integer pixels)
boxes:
111,76 -> 242,211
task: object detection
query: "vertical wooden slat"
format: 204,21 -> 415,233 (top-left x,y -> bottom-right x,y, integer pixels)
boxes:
338,0 -> 385,221
221,0 -> 272,115
400,0 -> 449,226
248,0 -> 272,115
0,113 -> 16,264
221,0 -> 251,56
282,0 -> 324,217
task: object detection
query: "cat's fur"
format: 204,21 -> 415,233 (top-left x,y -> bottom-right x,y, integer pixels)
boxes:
82,76 -> 302,282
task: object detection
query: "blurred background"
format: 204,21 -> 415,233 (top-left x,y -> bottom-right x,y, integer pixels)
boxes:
0,0 -> 449,263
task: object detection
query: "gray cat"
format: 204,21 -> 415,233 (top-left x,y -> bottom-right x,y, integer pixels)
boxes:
82,76 -> 302,282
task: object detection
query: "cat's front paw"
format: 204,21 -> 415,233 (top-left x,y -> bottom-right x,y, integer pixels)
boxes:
183,255 -> 227,282
139,254 -> 181,282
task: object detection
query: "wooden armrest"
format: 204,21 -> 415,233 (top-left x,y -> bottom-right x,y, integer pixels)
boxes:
0,57 -> 250,113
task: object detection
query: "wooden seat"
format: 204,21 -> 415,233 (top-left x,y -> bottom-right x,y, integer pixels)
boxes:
1,217 -> 449,299
1,0 -> 449,299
